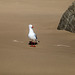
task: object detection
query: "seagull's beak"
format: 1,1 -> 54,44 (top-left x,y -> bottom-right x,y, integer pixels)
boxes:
32,26 -> 34,28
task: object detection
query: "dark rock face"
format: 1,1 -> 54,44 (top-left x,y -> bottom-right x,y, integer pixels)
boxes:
57,1 -> 75,33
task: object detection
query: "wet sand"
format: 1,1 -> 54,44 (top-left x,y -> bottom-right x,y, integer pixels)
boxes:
0,0 -> 75,75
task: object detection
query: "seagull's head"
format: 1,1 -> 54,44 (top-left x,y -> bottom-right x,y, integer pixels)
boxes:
29,24 -> 34,28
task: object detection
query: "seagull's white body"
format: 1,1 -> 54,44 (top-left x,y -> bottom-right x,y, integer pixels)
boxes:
28,24 -> 37,41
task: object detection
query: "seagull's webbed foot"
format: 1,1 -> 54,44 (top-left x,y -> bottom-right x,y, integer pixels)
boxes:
30,45 -> 36,47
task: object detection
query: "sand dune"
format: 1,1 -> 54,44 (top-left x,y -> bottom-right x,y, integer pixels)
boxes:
0,0 -> 75,75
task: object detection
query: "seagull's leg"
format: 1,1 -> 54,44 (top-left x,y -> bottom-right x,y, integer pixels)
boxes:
30,40 -> 36,47
33,41 -> 36,47
33,44 -> 36,47
30,40 -> 34,47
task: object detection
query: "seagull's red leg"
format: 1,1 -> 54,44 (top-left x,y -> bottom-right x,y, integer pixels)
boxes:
33,45 -> 36,47
30,41 -> 34,47
33,42 -> 36,47
30,41 -> 36,47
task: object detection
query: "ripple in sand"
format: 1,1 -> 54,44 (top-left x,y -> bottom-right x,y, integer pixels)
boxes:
55,44 -> 70,47
13,40 -> 24,43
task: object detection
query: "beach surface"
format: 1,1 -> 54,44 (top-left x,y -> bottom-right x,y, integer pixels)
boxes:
0,0 -> 75,75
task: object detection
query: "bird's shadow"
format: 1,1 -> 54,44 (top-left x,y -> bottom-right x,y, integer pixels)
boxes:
28,41 -> 38,45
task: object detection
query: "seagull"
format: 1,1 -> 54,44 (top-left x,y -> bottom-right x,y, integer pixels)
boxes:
28,24 -> 38,47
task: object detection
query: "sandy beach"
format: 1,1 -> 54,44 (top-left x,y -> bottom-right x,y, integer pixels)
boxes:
0,0 -> 75,75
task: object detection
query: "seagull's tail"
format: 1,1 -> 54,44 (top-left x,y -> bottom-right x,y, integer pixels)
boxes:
36,40 -> 40,43
35,39 -> 40,43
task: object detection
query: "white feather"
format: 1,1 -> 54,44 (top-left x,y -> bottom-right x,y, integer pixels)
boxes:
28,24 -> 37,41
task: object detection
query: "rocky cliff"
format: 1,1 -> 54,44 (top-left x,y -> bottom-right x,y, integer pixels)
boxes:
57,1 -> 75,33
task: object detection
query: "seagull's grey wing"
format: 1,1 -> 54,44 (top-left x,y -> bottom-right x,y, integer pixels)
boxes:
34,34 -> 37,39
